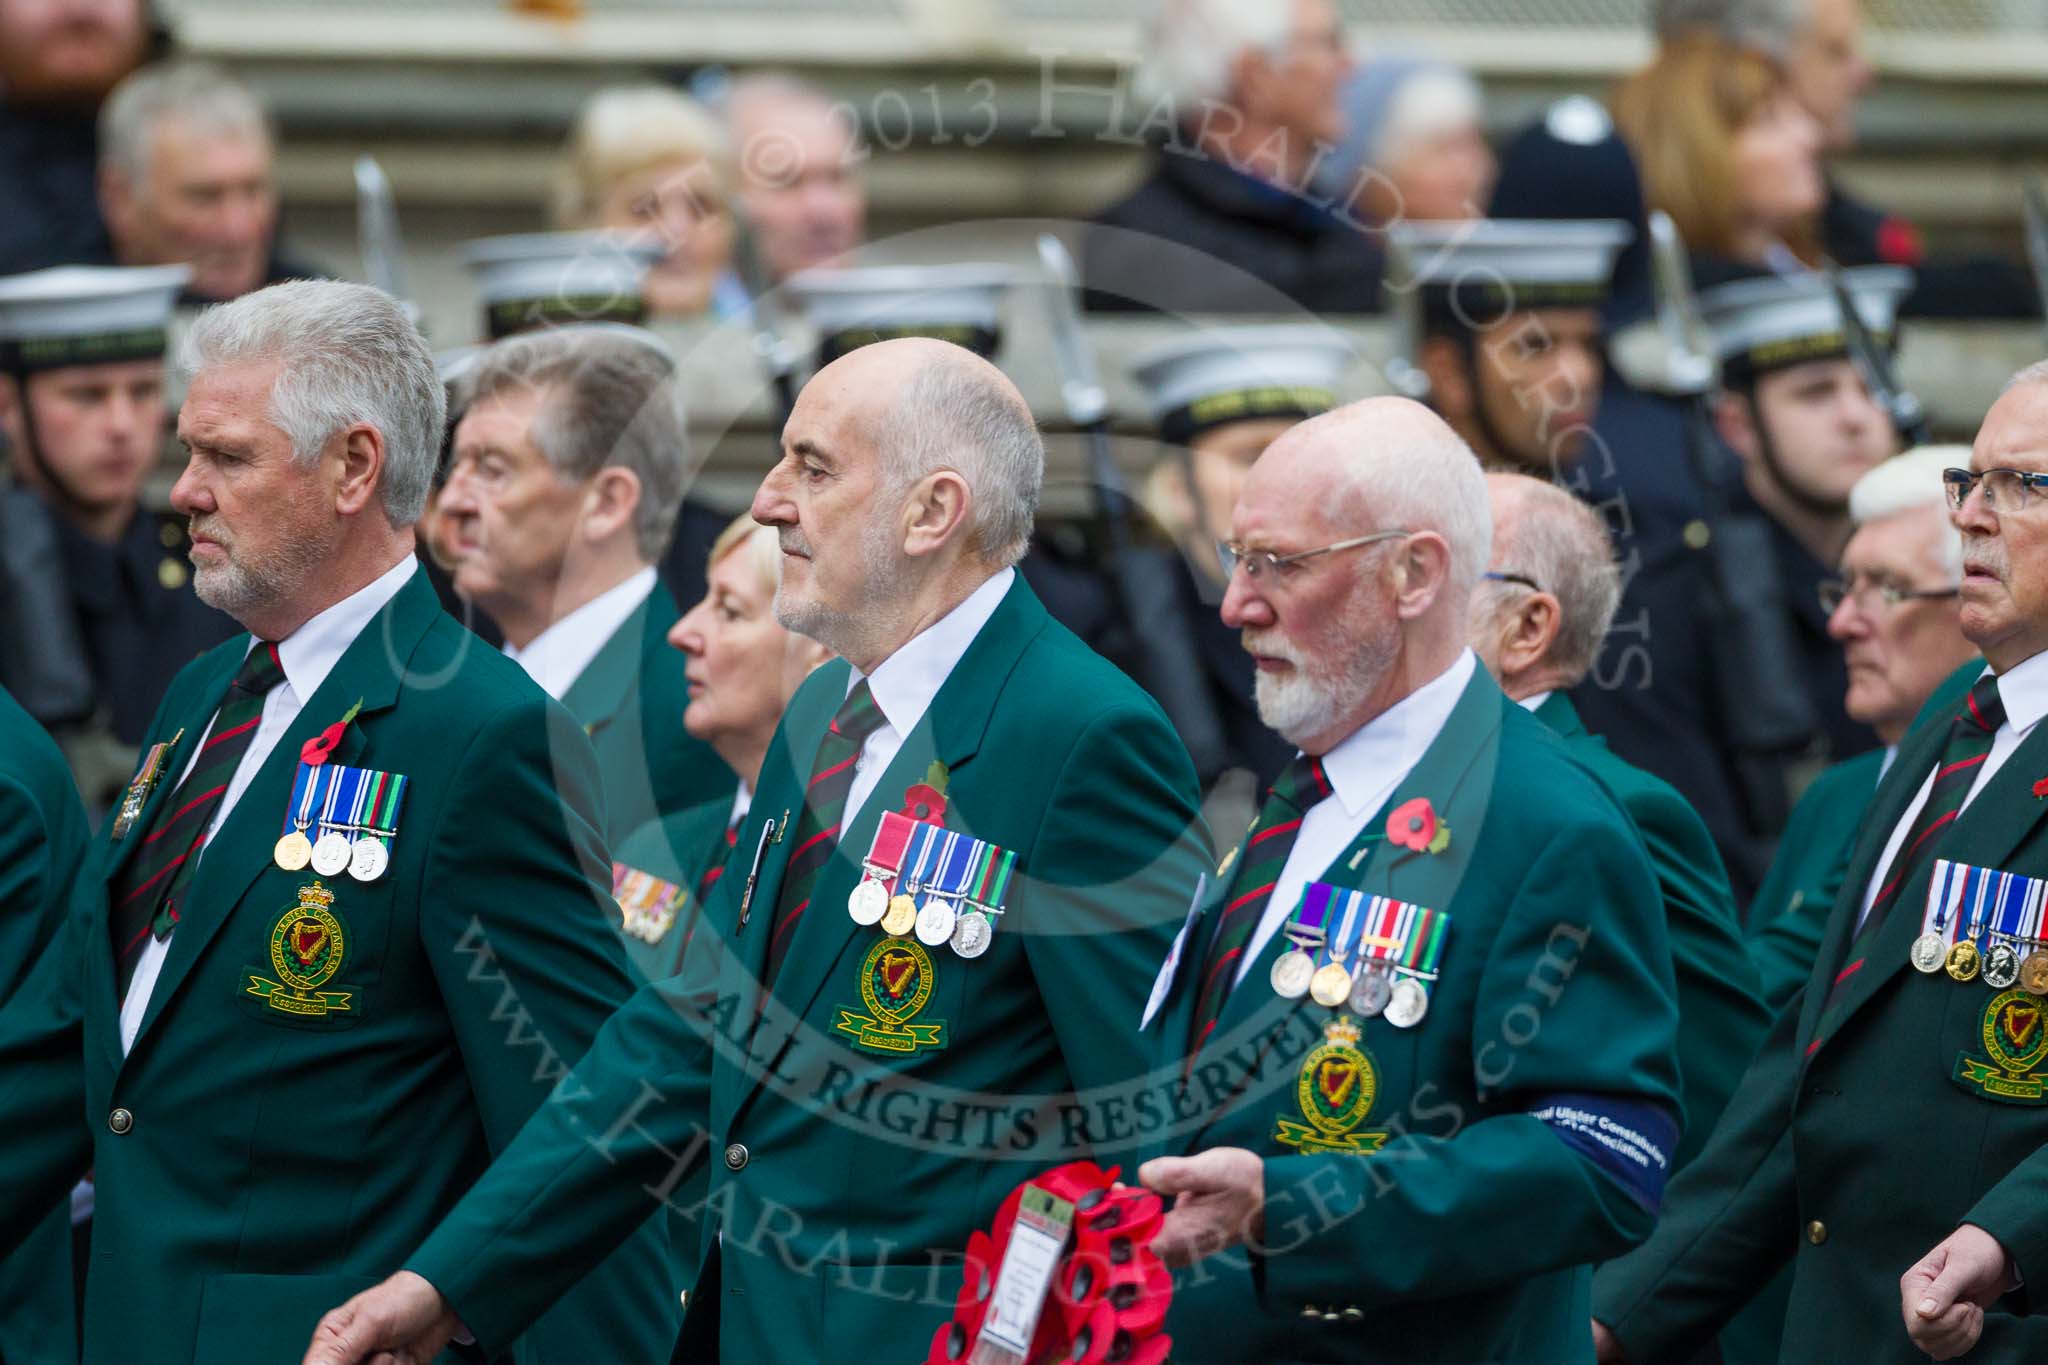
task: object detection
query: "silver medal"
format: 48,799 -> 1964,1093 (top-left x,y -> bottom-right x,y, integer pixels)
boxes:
1984,942 -> 2022,990
847,876 -> 889,926
1385,976 -> 1429,1028
915,898 -> 958,947
1349,968 -> 1391,1018
1910,931 -> 1949,974
310,831 -> 353,877
1270,949 -> 1314,999
347,835 -> 389,882
951,910 -> 993,959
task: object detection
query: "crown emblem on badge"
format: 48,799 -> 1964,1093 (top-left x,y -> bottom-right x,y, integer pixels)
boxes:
296,882 -> 336,912
1324,1015 -> 1362,1047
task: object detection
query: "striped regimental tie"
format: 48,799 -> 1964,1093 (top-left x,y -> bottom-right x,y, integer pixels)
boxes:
110,640 -> 285,999
1185,752 -> 1331,1057
763,681 -> 887,987
1820,671 -> 2004,1022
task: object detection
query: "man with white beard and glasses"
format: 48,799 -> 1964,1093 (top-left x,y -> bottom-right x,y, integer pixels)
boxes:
1136,396 -> 1682,1362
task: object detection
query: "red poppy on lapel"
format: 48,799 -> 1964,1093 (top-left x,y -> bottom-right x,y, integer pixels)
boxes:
300,699 -> 365,766
899,783 -> 948,824
1388,797 -> 1451,855
2033,776 -> 2048,800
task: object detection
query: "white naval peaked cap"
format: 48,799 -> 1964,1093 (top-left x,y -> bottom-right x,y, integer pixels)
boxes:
0,264 -> 190,370
460,230 -> 662,340
784,263 -> 1021,364
1696,264 -> 1914,379
1128,325 -> 1354,443
1386,219 -> 1634,325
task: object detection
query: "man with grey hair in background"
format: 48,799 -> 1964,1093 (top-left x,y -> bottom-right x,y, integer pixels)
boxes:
1473,470 -> 1767,1186
439,325 -> 733,853
721,72 -> 865,285
1083,0 -> 1380,314
302,335 -> 1211,1365
0,279 -> 676,1365
97,58 -> 315,302
1136,399 -> 1681,1363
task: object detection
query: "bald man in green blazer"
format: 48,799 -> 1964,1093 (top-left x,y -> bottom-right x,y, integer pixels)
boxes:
1137,405 -> 1681,1365
302,337 -> 1211,1365
0,282 -> 675,1365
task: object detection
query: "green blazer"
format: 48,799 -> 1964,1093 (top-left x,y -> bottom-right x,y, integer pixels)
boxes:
610,797 -> 737,986
1536,692 -> 1770,1170
559,581 -> 733,849
1595,660 -> 2048,1362
0,686 -> 84,1365
1148,669 -> 1682,1365
1748,749 -> 1887,1012
0,569 -> 678,1365
402,574 -> 1212,1363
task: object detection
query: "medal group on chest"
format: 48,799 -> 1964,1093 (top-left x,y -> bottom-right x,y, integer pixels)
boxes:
1270,881 -> 1450,1029
1914,859 -> 2048,994
848,810 -> 1014,961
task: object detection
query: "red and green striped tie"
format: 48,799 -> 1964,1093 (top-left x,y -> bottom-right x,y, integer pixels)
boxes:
1186,752 -> 1330,1056
1817,671 -> 2004,1029
764,681 -> 887,986
110,640 -> 285,999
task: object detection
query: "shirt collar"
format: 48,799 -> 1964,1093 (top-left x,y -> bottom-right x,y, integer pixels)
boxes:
1319,649 -> 1478,817
501,565 -> 658,701
850,568 -> 1015,737
1516,688 -> 1554,715
1992,651 -> 2048,738
272,555 -> 418,703
729,782 -> 753,829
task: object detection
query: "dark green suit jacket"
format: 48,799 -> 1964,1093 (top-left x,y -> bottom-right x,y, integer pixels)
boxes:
1536,692 -> 1769,1170
1595,658 -> 2048,1362
0,686 -> 84,1365
1748,749 -> 1887,1012
402,574 -> 1212,1362
559,581 -> 732,849
611,797 -> 735,986
0,568 -> 678,1365
1150,668 -> 1682,1365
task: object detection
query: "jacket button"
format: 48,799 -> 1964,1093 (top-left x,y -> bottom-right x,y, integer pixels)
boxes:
724,1142 -> 749,1171
1807,1220 -> 1828,1245
108,1108 -> 133,1135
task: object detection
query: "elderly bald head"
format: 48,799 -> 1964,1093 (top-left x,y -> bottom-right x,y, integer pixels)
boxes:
752,337 -> 1043,668
1474,471 -> 1621,695
1223,397 -> 1490,751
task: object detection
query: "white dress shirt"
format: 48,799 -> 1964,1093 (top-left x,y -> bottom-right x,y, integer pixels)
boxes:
119,556 -> 419,1054
841,568 -> 1013,824
1235,649 -> 1477,985
500,565 -> 658,701
1516,689 -> 1554,715
1856,654 -> 2048,931
729,782 -> 753,831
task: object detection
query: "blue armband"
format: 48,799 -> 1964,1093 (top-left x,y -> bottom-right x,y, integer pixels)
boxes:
1523,1093 -> 1679,1212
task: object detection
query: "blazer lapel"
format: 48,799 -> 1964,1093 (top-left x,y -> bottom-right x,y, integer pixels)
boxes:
1189,671 -> 1507,1141
1812,721 -> 2048,1055
560,585 -> 673,738
1797,715 -> 1952,1054
732,577 -> 1043,1113
124,573 -> 440,1055
102,655 -> 236,892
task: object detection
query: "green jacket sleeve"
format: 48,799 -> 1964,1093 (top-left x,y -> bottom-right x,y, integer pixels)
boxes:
1592,995 -> 1806,1359
1257,812 -> 1682,1311
1023,701 -> 1210,1106
417,696 -> 680,1361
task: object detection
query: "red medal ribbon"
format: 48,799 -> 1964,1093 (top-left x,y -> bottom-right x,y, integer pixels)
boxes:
866,810 -> 919,887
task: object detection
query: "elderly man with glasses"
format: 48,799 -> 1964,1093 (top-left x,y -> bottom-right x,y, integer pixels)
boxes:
1593,365 -> 2048,1364
1138,397 -> 1681,1365
1747,447 -> 1980,1013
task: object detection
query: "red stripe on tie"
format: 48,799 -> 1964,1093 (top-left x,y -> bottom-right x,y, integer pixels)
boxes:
1833,957 -> 1865,986
1805,1037 -> 1824,1057
118,922 -> 153,959
1968,690 -> 1989,727
141,785 -> 228,842
1249,818 -> 1302,848
265,642 -> 283,672
770,898 -> 808,954
1200,947 -> 1243,992
1223,882 -> 1277,915
809,754 -> 858,788
1935,753 -> 1989,781
121,850 -> 189,904
202,716 -> 260,751
702,867 -> 725,889
790,826 -> 836,861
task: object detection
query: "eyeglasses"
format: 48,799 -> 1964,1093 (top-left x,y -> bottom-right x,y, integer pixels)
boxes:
1817,573 -> 1960,614
1483,570 -> 1544,593
1943,467 -> 2048,514
1216,529 -> 1408,582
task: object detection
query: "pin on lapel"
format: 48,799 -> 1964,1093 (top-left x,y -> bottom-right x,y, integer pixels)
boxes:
2033,776 -> 2048,800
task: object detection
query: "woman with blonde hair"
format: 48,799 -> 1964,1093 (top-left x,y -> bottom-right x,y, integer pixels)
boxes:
555,84 -> 747,319
608,512 -> 831,982
1611,31 -> 1825,278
